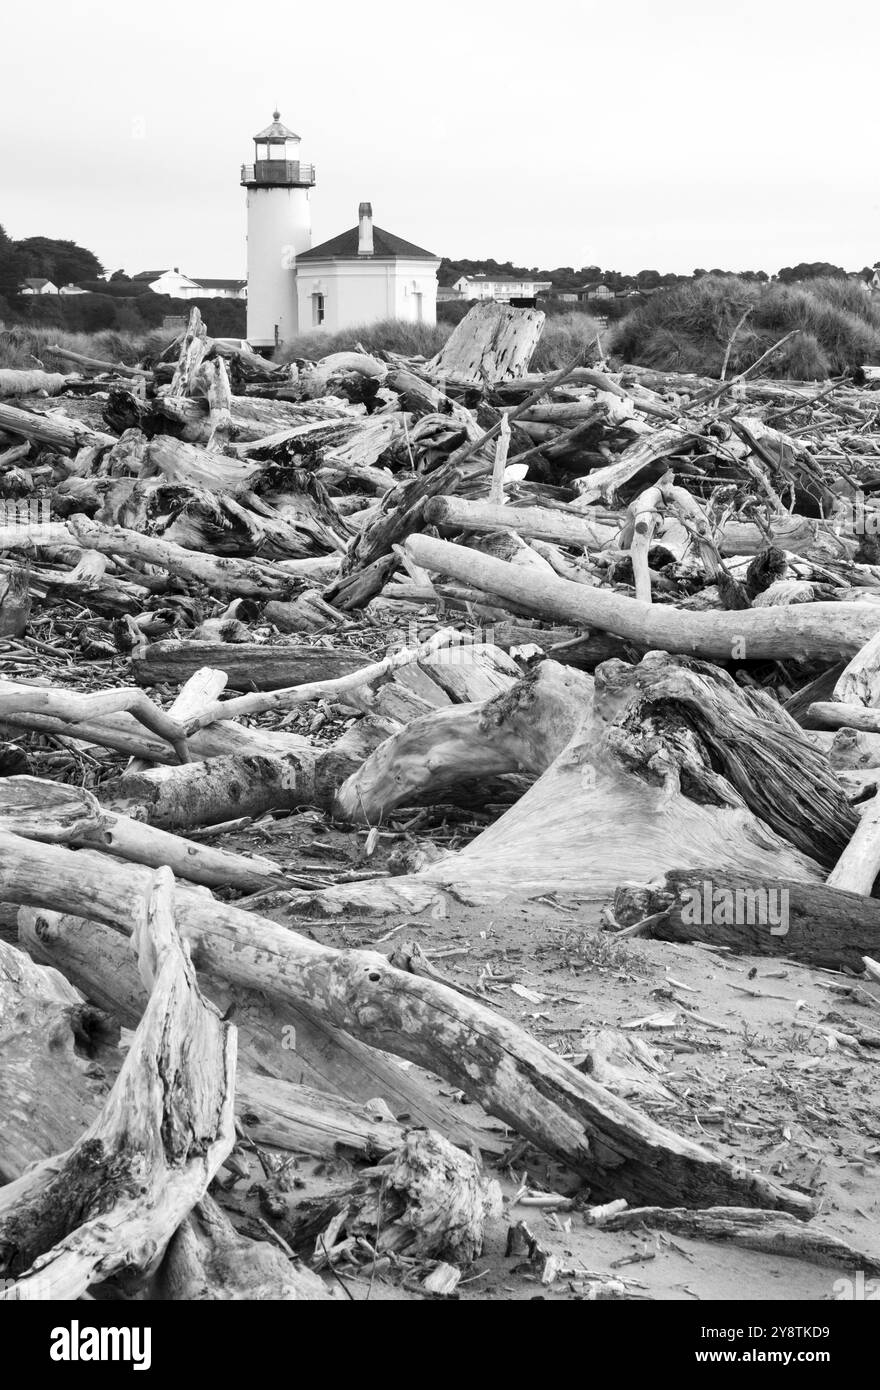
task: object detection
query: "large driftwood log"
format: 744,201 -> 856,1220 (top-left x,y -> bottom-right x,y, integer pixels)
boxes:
614,870 -> 880,971
0,778 -> 292,892
64,514 -> 293,600
19,906 -> 498,1154
0,869 -> 236,1299
106,751 -> 319,829
266,651 -> 828,923
132,640 -> 370,692
599,1207 -> 880,1276
0,400 -> 115,450
0,833 -> 811,1213
423,495 -> 618,549
406,534 -> 880,661
334,660 -> 593,823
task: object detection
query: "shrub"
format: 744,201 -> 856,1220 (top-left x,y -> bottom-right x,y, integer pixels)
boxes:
277,317 -> 451,364
610,275 -> 880,380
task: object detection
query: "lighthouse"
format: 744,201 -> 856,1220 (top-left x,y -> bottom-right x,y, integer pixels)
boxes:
241,112 -> 315,349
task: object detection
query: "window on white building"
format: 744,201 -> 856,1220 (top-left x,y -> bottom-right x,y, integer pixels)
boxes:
312,293 -> 325,326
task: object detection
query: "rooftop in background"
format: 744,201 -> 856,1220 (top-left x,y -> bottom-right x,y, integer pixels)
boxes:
298,225 -> 438,262
456,273 -> 551,285
194,277 -> 247,290
20,277 -> 53,289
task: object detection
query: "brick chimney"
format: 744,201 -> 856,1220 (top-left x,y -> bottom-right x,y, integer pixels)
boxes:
358,202 -> 374,257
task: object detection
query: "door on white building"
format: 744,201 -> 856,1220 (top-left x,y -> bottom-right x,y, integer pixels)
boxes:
413,289 -> 423,322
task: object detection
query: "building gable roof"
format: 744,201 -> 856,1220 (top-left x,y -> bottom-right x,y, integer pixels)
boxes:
298,225 -> 438,263
21,277 -> 54,289
193,278 -> 246,290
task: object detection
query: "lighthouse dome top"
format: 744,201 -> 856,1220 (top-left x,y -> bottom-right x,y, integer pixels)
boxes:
253,111 -> 301,144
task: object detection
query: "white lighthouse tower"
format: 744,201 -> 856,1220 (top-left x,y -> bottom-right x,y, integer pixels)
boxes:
241,112 -> 315,350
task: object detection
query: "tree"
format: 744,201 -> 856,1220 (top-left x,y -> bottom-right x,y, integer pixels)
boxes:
110,269 -> 130,282
0,224 -> 25,300
16,237 -> 103,286
777,261 -> 846,285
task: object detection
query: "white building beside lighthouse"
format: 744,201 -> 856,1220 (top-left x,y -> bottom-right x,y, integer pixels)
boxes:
241,111 -> 315,348
295,202 -> 440,333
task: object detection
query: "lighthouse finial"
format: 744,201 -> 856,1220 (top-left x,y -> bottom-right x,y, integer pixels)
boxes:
273,106 -> 280,121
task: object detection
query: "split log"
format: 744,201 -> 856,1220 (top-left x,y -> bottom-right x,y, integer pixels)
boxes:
334,660 -> 592,823
264,591 -> 349,634
833,629 -> 880,707
405,534 -> 880,662
0,566 -> 30,637
570,426 -> 697,507
826,790 -> 880,895
170,306 -> 209,396
827,728 -> 880,769
65,514 -> 293,600
19,907 -> 498,1154
0,778 -> 292,892
0,400 -> 115,451
0,868 -> 236,1299
156,1196 -> 329,1300
0,939 -> 116,1182
424,302 -> 545,387
615,870 -> 880,971
143,433 -> 260,490
132,639 -> 370,692
0,832 -> 812,1212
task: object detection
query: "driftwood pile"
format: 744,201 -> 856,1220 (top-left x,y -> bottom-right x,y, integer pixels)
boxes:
2,301 -> 880,1299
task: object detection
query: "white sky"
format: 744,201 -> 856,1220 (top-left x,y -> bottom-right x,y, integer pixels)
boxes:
1,0 -> 878,278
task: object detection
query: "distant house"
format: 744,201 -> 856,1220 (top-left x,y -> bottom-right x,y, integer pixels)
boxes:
59,283 -> 88,295
579,282 -> 614,302
451,274 -> 552,306
19,278 -> 59,295
132,268 -> 204,298
132,268 -> 245,300
547,289 -> 578,302
190,278 -> 247,300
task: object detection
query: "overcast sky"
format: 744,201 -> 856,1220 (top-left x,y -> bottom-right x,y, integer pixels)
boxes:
1,0 -> 877,278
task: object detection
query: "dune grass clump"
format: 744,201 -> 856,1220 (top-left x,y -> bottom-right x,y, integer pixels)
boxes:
0,325 -> 175,371
610,275 -> 880,381
277,318 -> 452,365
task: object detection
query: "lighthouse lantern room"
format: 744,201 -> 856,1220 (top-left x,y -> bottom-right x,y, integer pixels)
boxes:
241,111 -> 315,349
